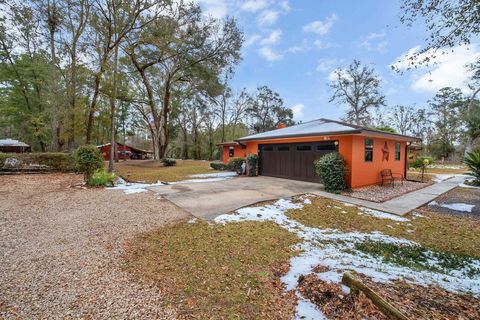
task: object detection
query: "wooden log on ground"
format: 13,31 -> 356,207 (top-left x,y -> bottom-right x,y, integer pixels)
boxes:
342,272 -> 410,320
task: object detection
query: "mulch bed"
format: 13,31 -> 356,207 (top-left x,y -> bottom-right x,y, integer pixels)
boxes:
343,180 -> 431,203
422,187 -> 480,219
297,267 -> 480,319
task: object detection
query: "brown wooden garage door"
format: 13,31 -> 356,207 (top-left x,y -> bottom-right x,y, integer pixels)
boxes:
259,141 -> 338,182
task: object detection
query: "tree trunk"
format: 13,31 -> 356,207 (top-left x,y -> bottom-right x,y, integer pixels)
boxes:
86,69 -> 103,144
68,43 -> 78,150
158,77 -> 172,158
48,0 -> 64,152
342,272 -> 409,320
108,45 -> 119,173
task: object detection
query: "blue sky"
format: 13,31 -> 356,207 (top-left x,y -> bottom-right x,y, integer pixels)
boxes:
199,0 -> 480,122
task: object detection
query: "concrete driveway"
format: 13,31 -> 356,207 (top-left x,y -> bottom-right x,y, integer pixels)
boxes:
148,176 -> 323,219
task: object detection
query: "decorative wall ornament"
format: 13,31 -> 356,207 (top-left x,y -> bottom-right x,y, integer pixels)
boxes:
382,141 -> 389,161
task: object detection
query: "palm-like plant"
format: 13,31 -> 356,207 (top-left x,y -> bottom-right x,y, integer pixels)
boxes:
463,151 -> 480,185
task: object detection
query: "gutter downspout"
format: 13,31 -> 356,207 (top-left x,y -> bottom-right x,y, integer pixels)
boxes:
404,143 -> 409,180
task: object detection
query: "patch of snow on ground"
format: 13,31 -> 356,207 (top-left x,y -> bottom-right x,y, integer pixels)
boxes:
108,181 -> 166,194
342,202 -> 356,207
214,197 -> 480,318
429,164 -> 465,170
295,295 -> 325,320
109,174 -> 235,194
412,212 -> 426,218
189,172 -> 237,178
429,201 -> 475,213
459,180 -> 480,189
358,207 -> 409,222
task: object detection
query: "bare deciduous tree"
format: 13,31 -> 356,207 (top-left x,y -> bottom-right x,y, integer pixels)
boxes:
329,60 -> 385,126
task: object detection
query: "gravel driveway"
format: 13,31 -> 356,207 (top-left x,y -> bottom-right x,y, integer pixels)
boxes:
0,173 -> 189,319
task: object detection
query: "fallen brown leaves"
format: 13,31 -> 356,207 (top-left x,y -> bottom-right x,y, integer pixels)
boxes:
124,220 -> 299,319
296,267 -> 480,320
297,273 -> 387,319
358,275 -> 480,320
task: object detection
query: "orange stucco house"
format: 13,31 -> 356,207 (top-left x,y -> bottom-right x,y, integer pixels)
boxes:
220,118 -> 420,188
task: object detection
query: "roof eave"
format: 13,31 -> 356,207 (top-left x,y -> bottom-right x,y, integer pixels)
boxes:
236,129 -> 421,143
236,130 -> 363,142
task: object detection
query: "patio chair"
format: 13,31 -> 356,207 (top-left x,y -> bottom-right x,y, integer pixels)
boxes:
380,169 -> 404,187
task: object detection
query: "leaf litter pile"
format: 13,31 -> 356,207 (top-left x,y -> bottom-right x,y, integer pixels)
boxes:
125,195 -> 480,319
297,267 -> 480,319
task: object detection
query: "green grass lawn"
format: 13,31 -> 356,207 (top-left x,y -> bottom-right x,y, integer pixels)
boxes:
112,159 -> 220,182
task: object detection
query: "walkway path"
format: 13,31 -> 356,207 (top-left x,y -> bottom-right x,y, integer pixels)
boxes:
313,175 -> 466,215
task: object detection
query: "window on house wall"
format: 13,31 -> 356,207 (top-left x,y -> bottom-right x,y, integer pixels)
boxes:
296,145 -> 312,151
278,146 -> 290,151
395,142 -> 401,160
229,146 -> 234,157
263,146 -> 273,151
365,139 -> 373,162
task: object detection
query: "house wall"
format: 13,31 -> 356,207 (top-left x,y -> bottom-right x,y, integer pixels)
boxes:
239,135 -> 354,186
350,136 -> 406,188
226,134 -> 408,188
222,145 -> 247,163
100,144 -> 132,161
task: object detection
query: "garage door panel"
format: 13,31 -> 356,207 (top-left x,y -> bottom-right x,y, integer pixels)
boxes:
259,141 -> 337,183
260,141 -> 338,182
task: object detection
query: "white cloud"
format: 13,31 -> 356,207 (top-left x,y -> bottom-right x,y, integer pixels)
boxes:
260,29 -> 282,45
286,39 -> 310,54
258,46 -> 284,61
199,0 -> 228,18
302,14 -> 338,35
244,34 -> 262,47
316,58 -> 339,72
390,45 -> 422,70
327,68 -> 352,82
280,0 -> 290,12
313,39 -> 331,50
392,45 -> 480,93
291,104 -> 305,120
241,0 -> 268,12
358,30 -> 388,53
257,10 -> 280,26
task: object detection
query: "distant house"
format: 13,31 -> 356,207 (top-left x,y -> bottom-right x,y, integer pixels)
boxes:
221,118 -> 421,188
98,142 -> 152,160
0,139 -> 31,153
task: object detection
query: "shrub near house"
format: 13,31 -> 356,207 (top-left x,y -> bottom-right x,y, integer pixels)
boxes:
75,145 -> 105,182
463,150 -> 480,186
227,157 -> 245,172
315,152 -> 347,193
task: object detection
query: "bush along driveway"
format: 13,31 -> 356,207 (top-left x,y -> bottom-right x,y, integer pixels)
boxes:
126,194 -> 480,319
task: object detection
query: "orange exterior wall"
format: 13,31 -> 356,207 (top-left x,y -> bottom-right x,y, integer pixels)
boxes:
222,145 -> 247,163
349,136 -> 406,188
223,135 -> 407,188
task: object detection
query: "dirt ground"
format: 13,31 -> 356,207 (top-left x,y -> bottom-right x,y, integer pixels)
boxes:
0,173 -> 190,319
